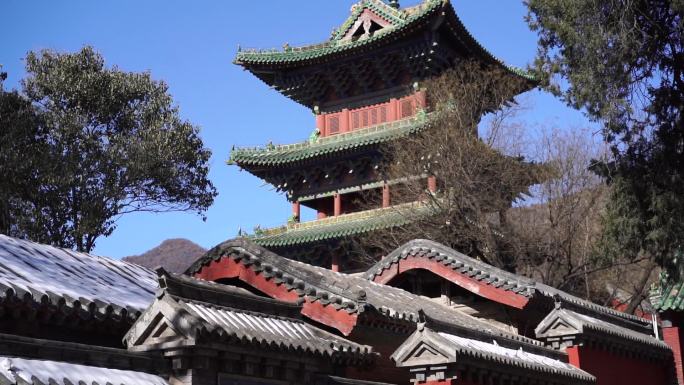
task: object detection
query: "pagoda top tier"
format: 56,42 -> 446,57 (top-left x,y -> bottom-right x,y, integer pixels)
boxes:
234,0 -> 534,110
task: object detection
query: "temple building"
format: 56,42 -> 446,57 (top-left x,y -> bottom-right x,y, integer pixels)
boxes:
0,1 -> 681,385
229,0 -> 535,271
0,230 -> 676,384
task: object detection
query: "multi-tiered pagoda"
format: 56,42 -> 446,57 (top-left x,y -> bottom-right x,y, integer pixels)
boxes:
230,0 -> 534,271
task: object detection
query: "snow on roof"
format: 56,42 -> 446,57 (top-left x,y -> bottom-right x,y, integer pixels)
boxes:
0,235 -> 157,311
0,356 -> 168,385
437,331 -> 581,373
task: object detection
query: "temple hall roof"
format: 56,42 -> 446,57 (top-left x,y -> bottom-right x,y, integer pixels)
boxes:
535,305 -> 671,357
0,234 -> 157,322
392,323 -> 595,384
188,239 -> 548,349
126,269 -> 375,363
365,239 -> 656,328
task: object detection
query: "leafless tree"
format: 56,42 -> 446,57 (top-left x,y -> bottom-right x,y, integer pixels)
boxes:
354,62 -> 655,303
356,62 -> 545,271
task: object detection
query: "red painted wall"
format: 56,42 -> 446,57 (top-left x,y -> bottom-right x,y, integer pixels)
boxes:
663,326 -> 684,384
567,345 -> 670,385
193,257 -> 359,335
371,256 -> 530,309
317,91 -> 426,137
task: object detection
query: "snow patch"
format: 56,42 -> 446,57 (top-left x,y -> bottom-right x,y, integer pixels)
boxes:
0,235 -> 157,310
0,356 -> 168,384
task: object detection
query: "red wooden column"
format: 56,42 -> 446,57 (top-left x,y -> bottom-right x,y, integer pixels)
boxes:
341,109 -> 350,133
291,202 -> 300,222
334,193 -> 342,216
316,114 -> 326,136
428,175 -> 437,193
382,184 -> 391,208
331,254 -> 340,272
388,98 -> 397,121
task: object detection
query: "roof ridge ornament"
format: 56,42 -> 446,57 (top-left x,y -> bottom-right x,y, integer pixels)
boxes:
388,0 -> 400,9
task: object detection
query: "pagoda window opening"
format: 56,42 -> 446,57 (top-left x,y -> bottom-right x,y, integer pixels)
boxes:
400,99 -> 414,118
327,115 -> 340,134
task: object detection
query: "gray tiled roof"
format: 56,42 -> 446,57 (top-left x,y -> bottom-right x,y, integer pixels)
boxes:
187,239 -> 544,348
134,270 -> 375,362
0,356 -> 168,385
392,325 -> 595,384
365,239 -> 653,328
535,306 -> 670,354
0,235 -> 157,322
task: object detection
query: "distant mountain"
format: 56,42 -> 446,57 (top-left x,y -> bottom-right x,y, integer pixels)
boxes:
123,238 -> 206,273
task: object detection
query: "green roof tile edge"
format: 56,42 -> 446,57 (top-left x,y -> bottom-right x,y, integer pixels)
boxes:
233,0 -> 535,82
228,114 -> 428,167
249,202 -> 431,247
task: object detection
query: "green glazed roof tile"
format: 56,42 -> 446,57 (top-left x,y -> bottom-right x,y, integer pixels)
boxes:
229,114 -> 428,167
653,278 -> 684,312
233,0 -> 534,82
234,0 -> 441,65
250,202 -> 431,248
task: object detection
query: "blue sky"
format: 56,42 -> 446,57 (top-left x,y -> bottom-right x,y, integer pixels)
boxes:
1,1 -> 593,258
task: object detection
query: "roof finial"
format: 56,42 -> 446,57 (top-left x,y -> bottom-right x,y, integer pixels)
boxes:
388,0 -> 400,9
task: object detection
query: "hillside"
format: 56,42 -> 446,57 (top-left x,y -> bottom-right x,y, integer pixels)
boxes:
123,238 -> 206,273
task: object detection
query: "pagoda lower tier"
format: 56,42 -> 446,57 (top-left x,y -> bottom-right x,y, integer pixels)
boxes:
249,201 -> 433,272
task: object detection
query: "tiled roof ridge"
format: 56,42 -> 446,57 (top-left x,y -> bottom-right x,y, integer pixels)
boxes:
157,268 -> 304,318
426,327 -> 596,383
229,114 -> 427,167
187,239 -> 554,349
364,239 -> 535,296
159,286 -> 374,361
543,290 -> 654,334
365,239 -> 653,326
187,239 -> 365,314
535,306 -> 671,357
414,298 -> 549,350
